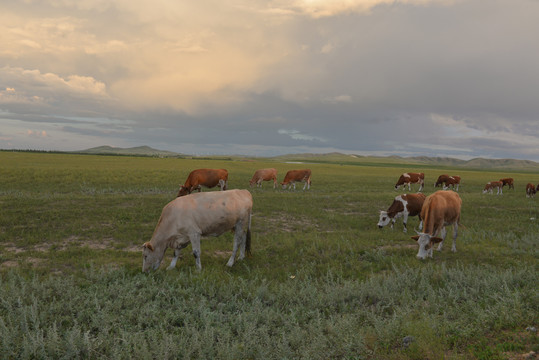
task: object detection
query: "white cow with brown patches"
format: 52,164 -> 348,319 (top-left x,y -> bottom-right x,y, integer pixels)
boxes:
142,189 -> 252,272
483,181 -> 503,195
395,172 -> 424,192
411,190 -> 462,260
378,193 -> 426,233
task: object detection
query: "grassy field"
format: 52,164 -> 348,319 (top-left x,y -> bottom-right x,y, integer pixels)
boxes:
0,151 -> 537,359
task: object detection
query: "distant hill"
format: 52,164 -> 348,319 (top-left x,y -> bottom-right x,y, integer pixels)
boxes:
73,146 -> 539,171
271,152 -> 539,171
77,146 -> 181,157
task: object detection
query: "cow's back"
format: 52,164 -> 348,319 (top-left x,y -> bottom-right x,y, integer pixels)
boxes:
165,189 -> 251,236
421,191 -> 461,234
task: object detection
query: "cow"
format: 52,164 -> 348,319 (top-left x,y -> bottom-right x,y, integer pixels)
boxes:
378,193 -> 426,233
142,189 -> 252,272
526,183 -> 536,198
434,175 -> 461,191
249,168 -> 278,188
483,181 -> 503,195
410,190 -> 462,260
177,168 -> 228,197
394,172 -> 424,192
499,178 -> 514,190
281,169 -> 312,190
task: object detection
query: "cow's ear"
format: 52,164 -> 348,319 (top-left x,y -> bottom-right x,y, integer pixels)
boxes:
142,242 -> 154,251
411,235 -> 420,241
431,237 -> 443,243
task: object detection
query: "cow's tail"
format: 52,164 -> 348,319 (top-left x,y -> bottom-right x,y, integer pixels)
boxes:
245,212 -> 252,257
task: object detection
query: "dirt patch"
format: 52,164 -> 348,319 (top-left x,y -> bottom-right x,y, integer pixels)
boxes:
1,260 -> 19,268
214,250 -> 232,258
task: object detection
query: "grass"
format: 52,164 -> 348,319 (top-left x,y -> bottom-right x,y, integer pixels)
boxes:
0,151 -> 538,359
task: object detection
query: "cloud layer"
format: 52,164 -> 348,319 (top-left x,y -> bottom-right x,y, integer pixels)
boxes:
1,0 -> 538,160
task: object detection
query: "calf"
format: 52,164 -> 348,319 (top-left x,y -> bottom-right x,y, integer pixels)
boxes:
395,172 -> 424,192
525,183 -> 536,198
177,168 -> 228,197
483,181 -> 503,195
411,190 -> 462,260
500,178 -> 514,190
434,175 -> 461,191
142,190 -> 252,272
249,168 -> 277,188
281,169 -> 312,190
378,193 -> 426,233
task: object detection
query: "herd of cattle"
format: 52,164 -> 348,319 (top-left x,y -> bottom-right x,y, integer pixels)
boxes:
141,168 -> 536,272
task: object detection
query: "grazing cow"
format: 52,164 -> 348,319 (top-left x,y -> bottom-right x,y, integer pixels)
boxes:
434,175 -> 461,191
395,172 -> 424,192
378,193 -> 426,233
177,168 -> 228,197
483,181 -> 503,195
249,168 -> 278,188
526,183 -> 536,198
281,169 -> 312,190
142,189 -> 252,272
499,178 -> 514,190
411,190 -> 462,260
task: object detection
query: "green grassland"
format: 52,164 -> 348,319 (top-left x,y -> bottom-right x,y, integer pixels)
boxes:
0,151 -> 537,359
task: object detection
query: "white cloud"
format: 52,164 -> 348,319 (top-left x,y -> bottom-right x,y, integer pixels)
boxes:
278,129 -> 328,142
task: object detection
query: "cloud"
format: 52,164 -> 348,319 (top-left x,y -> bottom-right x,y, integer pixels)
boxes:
278,129 -> 328,142
272,0 -> 456,18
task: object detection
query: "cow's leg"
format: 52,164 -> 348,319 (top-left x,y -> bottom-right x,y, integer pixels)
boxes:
190,233 -> 203,270
451,223 -> 458,252
390,218 -> 396,230
402,213 -> 409,233
418,182 -> 424,192
407,183 -> 411,191
167,243 -> 189,270
418,219 -> 423,231
437,227 -> 447,251
302,181 -> 307,190
227,221 -> 244,267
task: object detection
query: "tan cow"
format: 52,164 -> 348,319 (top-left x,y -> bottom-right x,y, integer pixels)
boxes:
525,183 -> 536,198
499,178 -> 514,190
142,189 -> 252,272
483,181 -> 503,195
249,168 -> 277,188
281,169 -> 312,190
395,172 -> 424,192
411,190 -> 462,260
177,168 -> 228,197
434,175 -> 461,191
378,193 -> 426,233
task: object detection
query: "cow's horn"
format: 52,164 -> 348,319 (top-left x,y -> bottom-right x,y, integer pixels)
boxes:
414,228 -> 421,235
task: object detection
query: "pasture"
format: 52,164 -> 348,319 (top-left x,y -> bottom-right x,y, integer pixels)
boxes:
0,151 -> 537,359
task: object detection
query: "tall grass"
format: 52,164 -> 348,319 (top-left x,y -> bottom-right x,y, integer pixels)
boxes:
0,264 -> 536,359
0,152 -> 538,359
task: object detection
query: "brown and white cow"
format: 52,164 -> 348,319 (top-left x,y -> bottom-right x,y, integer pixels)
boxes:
410,190 -> 462,260
281,169 -> 312,190
142,189 -> 252,272
483,181 -> 503,195
500,178 -> 514,190
249,168 -> 277,188
525,183 -> 536,198
395,172 -> 424,192
177,168 -> 228,197
434,175 -> 461,191
378,193 -> 426,233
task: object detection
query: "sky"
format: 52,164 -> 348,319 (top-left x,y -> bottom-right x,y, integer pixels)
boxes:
1,0 -> 539,161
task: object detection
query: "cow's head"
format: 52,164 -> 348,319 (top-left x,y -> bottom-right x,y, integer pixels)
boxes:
377,211 -> 391,228
142,242 -> 164,272
177,186 -> 190,197
411,232 -> 443,260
